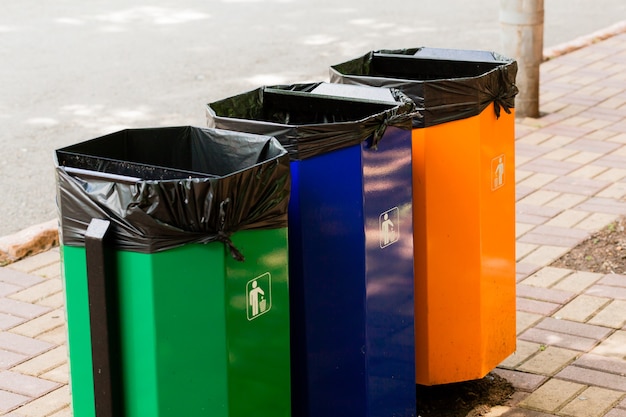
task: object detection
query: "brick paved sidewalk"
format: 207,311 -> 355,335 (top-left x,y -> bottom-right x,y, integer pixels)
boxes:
0,33 -> 625,417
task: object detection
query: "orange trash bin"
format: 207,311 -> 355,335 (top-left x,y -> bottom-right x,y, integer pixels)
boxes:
330,47 -> 518,385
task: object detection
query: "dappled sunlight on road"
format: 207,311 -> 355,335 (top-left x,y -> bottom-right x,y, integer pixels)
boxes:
25,117 -> 59,127
57,104 -> 155,134
52,7 -> 210,29
244,74 -> 290,87
93,7 -> 210,25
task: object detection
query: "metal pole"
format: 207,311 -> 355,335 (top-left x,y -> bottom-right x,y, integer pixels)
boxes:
500,0 -> 544,118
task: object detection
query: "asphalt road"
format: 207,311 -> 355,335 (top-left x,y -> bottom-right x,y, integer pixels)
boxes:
1,0 -> 625,236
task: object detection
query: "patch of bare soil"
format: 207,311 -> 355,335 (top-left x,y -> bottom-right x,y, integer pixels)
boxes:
551,216 -> 626,274
416,372 -> 515,417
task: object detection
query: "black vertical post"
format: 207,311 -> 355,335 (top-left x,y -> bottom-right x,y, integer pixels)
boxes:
85,218 -> 115,417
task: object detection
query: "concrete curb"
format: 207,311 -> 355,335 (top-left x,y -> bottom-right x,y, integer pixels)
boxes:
0,219 -> 59,265
543,19 -> 626,61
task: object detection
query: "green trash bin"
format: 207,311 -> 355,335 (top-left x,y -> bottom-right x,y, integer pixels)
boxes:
56,126 -> 292,417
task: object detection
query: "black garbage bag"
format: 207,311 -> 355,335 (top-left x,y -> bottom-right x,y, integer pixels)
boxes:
206,82 -> 420,160
329,47 -> 518,127
55,126 -> 290,260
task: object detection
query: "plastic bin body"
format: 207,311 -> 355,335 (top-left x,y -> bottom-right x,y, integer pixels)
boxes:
411,104 -> 516,385
56,127 -> 291,416
331,48 -> 517,385
62,230 -> 290,417
207,85 -> 416,417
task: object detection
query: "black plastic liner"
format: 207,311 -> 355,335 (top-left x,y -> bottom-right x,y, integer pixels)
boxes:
56,126 -> 290,259
206,82 -> 419,160
329,47 -> 518,128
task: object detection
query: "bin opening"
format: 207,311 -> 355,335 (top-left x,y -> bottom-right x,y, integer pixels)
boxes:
370,53 -> 503,81
56,126 -> 282,180
212,87 -> 398,126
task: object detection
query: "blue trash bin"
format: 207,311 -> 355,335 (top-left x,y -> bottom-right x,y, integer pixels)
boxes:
207,83 -> 418,417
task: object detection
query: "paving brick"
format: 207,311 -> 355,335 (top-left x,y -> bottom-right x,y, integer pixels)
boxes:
566,138 -> 623,154
0,298 -> 49,320
541,134 -> 582,147
522,267 -> 573,288
517,190 -> 562,206
589,300 -> 626,328
0,313 -> 26,331
516,185 -> 536,202
40,363 -> 69,385
0,389 -> 29,414
492,368 -> 548,392
557,365 -> 626,391
605,409 -> 626,417
517,311 -> 544,335
10,345 -> 67,377
30,263 -> 61,280
591,330 -> 626,360
518,378 -> 585,412
517,242 -> 539,261
544,210 -> 591,228
516,142 -> 551,159
577,197 -> 626,215
607,134 -> 626,145
36,292 -> 66,310
574,353 -> 626,377
9,310 -> 65,339
48,406 -> 72,417
499,340 -> 543,369
517,297 -> 561,316
567,164 -> 609,180
596,182 -> 626,199
516,202 -> 564,219
519,328 -> 600,352
586,285 -> 626,301
518,346 -> 580,376
520,246 -> 571,267
0,269 -> 43,288
6,250 -> 60,275
530,232 -> 590,250
517,232 -> 586,248
565,151 -> 604,165
543,148 -> 580,161
541,124 -> 599,141
0,371 -> 59,398
8,279 -> 63,304
517,285 -> 575,304
516,263 -> 542,281
595,154 -> 626,170
537,317 -> 612,341
10,385 -> 70,417
559,386 -> 624,417
575,212 -> 620,232
36,324 -> 67,346
0,349 -> 28,370
553,271 -> 604,293
517,131 -> 554,145
0,282 -> 21,298
554,294 -> 611,322
516,222 -> 535,238
542,176 -> 611,196
0,333 -> 53,357
516,169 -> 535,182
486,406 -> 560,417
600,274 -> 626,286
515,173 -> 558,190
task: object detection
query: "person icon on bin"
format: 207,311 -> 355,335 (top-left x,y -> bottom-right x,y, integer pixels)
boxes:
382,212 -> 395,246
249,280 -> 265,317
494,156 -> 504,189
